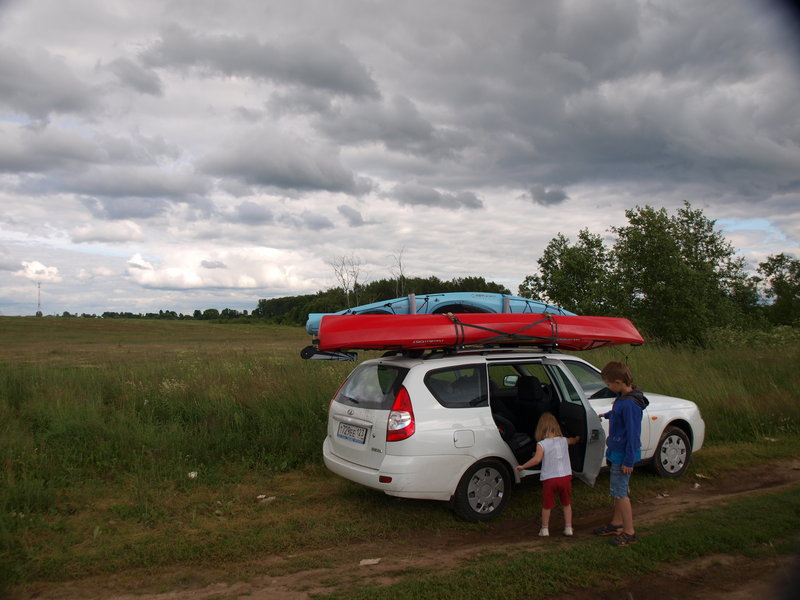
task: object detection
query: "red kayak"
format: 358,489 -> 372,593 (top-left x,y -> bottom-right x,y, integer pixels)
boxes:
315,313 -> 644,352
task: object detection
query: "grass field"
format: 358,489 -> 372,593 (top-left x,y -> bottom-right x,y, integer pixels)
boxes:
1,316 -> 799,593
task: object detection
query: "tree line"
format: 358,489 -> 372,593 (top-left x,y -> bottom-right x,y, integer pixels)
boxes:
251,276 -> 510,325
96,309 -> 250,320
72,276 -> 509,323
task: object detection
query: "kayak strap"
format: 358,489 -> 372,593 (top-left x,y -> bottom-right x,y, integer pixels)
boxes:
444,312 -> 564,345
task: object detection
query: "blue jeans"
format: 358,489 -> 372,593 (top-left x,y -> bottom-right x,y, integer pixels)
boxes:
609,463 -> 631,498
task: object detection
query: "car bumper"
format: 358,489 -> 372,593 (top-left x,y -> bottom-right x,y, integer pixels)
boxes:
323,436 -> 471,501
692,418 -> 706,452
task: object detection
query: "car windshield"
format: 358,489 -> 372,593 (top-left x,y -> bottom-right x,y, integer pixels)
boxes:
336,363 -> 408,409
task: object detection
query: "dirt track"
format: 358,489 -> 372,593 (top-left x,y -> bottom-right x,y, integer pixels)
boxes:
13,458 -> 800,600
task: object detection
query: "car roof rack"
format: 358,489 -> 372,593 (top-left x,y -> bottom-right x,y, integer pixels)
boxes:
380,344 -> 564,360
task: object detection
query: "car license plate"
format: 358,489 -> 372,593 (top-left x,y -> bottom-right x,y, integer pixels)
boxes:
337,422 -> 368,444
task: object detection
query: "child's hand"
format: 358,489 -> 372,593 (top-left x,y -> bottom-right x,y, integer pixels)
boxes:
515,465 -> 524,472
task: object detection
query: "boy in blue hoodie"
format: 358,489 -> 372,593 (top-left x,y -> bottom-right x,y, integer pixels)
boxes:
593,361 -> 648,547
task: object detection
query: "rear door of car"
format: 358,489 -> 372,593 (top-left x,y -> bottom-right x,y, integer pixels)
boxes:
543,357 -> 605,486
557,358 -> 651,458
327,361 -> 409,470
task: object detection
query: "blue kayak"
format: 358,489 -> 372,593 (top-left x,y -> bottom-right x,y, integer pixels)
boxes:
305,292 -> 574,335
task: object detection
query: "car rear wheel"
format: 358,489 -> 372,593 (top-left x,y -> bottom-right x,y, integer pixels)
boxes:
451,459 -> 511,521
652,426 -> 691,478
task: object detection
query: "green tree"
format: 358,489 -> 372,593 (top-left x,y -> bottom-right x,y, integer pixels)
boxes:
201,308 -> 220,320
444,276 -> 510,294
672,202 -> 759,324
609,205 -> 702,342
519,229 -> 611,315
220,308 -> 243,319
758,253 -> 800,325
521,202 -> 758,345
609,202 -> 756,344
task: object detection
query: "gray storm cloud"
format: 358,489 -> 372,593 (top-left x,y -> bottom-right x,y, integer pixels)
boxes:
391,183 -> 484,209
0,47 -> 98,120
530,185 -> 569,207
140,24 -> 380,99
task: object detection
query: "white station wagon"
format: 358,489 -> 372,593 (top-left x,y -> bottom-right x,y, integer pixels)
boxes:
323,348 -> 705,521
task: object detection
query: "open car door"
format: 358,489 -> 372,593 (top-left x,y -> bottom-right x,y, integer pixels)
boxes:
544,358 -> 605,486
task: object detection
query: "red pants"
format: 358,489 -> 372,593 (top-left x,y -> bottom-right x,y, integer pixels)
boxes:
542,475 -> 572,509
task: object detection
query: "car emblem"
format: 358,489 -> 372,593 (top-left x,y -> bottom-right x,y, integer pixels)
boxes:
347,409 -> 355,416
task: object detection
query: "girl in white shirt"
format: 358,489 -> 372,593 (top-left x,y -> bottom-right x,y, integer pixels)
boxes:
516,412 -> 581,536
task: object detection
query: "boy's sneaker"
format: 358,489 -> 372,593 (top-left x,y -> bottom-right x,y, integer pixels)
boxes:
538,527 -> 549,537
563,526 -> 574,536
593,523 -> 622,536
610,532 -> 637,547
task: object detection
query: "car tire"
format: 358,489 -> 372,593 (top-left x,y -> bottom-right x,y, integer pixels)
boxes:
451,459 -> 511,522
652,426 -> 692,478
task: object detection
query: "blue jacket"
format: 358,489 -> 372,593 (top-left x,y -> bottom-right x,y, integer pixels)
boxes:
605,386 -> 648,468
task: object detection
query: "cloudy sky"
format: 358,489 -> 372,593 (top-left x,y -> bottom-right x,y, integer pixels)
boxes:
1,0 -> 799,316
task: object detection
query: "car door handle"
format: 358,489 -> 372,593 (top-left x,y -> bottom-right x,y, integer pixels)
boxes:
590,429 -> 601,441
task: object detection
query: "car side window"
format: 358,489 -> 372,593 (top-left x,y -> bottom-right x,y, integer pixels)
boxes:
547,365 -> 583,404
561,361 -> 615,399
425,365 -> 488,408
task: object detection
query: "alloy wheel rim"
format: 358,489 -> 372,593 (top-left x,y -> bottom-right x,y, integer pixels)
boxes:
467,467 -> 505,513
660,434 -> 687,472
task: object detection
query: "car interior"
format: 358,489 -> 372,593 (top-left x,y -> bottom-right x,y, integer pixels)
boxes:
489,363 -> 588,470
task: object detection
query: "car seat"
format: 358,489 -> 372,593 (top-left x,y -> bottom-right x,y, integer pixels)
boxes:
492,413 -> 535,464
540,382 -> 560,416
512,375 -> 548,434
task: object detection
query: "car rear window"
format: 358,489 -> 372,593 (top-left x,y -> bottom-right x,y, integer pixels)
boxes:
335,363 -> 409,410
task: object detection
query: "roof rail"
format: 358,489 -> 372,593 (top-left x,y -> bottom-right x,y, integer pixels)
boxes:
378,344 -> 565,360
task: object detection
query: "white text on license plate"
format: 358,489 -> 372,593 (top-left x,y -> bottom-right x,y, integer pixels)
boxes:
337,422 -> 368,444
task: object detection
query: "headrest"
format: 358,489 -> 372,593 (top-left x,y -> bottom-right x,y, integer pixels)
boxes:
517,375 -> 543,401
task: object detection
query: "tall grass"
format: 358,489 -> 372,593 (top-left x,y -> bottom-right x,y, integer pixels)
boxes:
0,354 -> 352,511
0,327 -> 353,588
586,338 -> 800,443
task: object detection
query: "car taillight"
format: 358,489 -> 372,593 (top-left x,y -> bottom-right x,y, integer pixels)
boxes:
386,386 -> 415,441
329,379 -> 348,411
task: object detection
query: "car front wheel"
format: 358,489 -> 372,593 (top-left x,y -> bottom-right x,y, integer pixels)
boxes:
652,426 -> 691,478
451,459 -> 511,522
